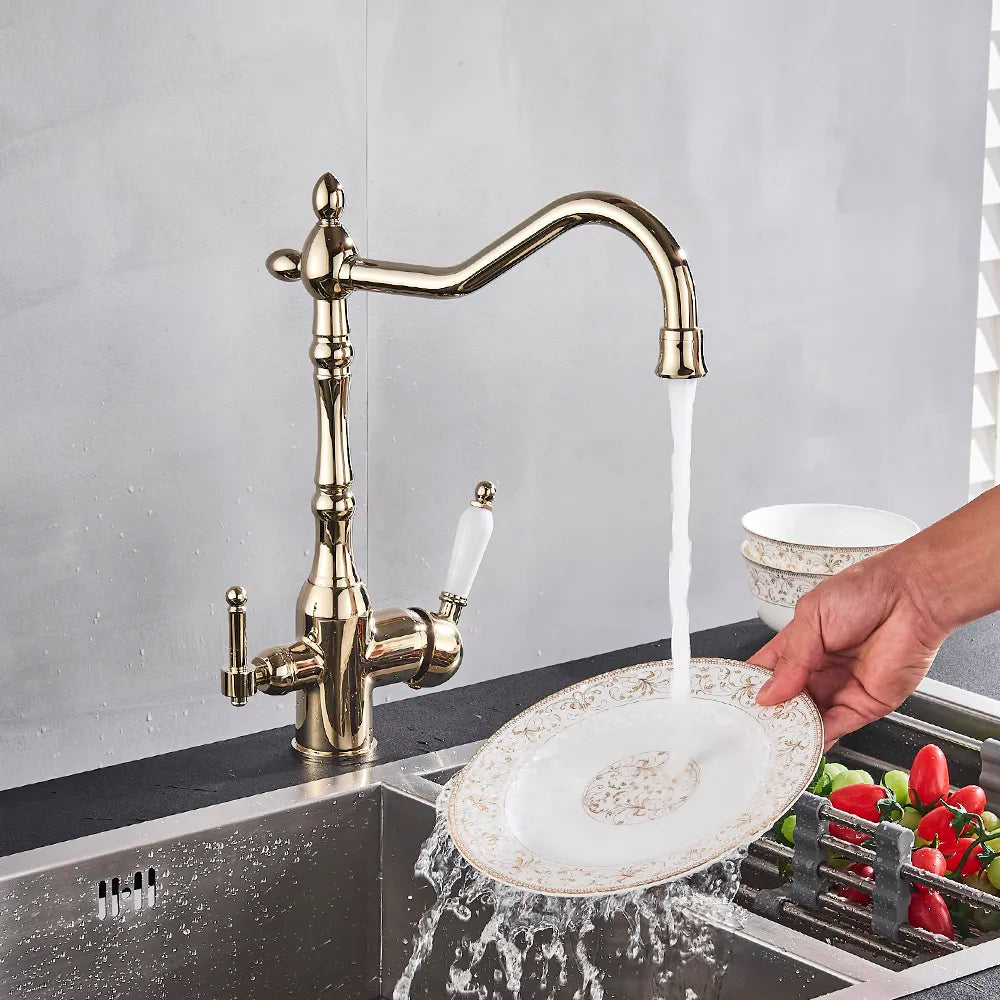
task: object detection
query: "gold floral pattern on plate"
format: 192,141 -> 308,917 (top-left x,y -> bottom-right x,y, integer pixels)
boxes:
447,657 -> 823,896
582,750 -> 700,826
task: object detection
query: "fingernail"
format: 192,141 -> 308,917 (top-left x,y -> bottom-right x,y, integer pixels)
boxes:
756,678 -> 773,703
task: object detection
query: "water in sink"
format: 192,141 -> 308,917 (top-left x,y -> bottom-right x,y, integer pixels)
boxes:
393,781 -> 744,1000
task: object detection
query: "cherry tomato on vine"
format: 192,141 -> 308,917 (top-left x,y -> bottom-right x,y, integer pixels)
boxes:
829,784 -> 892,844
945,785 -> 987,816
909,745 -> 950,810
911,846 -> 947,880
830,784 -> 890,821
908,889 -> 955,939
943,837 -> 988,877
836,862 -> 874,906
916,805 -> 959,850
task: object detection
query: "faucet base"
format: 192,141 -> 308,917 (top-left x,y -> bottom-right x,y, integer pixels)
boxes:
291,737 -> 378,761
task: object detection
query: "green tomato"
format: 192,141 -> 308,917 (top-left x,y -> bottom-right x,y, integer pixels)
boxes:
982,810 -> 1000,833
830,769 -> 875,793
883,769 -> 910,805
824,762 -> 849,781
988,857 -> 1000,891
780,814 -> 796,845
899,806 -> 922,832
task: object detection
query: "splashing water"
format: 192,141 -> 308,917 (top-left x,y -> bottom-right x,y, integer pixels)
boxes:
393,784 -> 744,1000
393,379 -> 731,998
667,380 -> 697,701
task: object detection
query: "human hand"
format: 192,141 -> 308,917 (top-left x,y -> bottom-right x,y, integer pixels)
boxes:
753,550 -> 949,749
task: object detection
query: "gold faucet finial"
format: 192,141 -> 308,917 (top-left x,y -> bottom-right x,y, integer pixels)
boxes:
473,481 -> 496,510
313,172 -> 345,222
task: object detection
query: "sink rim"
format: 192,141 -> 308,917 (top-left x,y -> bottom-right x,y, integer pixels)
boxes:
0,741 -> 466,881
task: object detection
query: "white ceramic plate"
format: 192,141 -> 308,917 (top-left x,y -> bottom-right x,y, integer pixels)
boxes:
447,658 -> 823,896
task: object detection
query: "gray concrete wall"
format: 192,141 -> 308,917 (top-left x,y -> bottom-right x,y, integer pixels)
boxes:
0,1 -> 369,788
0,0 -> 989,789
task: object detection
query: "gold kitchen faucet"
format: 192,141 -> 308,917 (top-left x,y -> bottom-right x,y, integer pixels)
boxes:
221,173 -> 704,760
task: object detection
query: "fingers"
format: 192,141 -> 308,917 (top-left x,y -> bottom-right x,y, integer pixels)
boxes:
749,632 -> 782,671
755,652 -> 812,706
754,597 -> 825,706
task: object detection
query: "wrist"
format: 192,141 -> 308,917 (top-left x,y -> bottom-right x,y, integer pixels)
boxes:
883,537 -> 958,643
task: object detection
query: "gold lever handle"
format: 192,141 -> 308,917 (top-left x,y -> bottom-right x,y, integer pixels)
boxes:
221,586 -> 255,706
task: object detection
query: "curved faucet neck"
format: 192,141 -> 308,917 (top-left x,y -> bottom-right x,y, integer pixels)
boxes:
344,190 -> 698,334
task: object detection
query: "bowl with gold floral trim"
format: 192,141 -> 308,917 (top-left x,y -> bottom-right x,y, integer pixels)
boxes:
742,503 -> 917,575
742,546 -> 825,631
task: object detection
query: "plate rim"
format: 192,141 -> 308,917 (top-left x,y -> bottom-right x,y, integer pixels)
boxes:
447,656 -> 824,896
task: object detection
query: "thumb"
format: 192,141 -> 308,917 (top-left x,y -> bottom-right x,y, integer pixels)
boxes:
754,595 -> 825,706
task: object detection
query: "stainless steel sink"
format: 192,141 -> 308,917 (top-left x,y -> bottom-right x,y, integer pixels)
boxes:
0,744 -> 884,1000
2,708 -> 998,1000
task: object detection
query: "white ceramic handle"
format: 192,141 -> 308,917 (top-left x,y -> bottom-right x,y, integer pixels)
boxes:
444,481 -> 496,600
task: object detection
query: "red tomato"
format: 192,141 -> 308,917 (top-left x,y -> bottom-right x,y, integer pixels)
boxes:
908,889 -> 955,939
945,785 -> 987,816
909,745 -> 950,809
837,862 -> 874,906
916,805 -> 959,850
828,821 -> 868,845
829,784 -> 890,821
943,837 -> 987,877
911,846 -> 947,880
829,784 -> 891,844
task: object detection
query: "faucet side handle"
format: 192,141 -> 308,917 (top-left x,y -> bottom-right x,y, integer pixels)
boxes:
438,481 -> 496,622
265,249 -> 302,282
221,586 -> 256,706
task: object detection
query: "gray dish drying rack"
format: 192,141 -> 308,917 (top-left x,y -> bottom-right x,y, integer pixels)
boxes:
737,720 -> 1000,968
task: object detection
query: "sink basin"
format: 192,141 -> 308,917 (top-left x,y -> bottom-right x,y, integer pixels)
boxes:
0,744 -> 906,999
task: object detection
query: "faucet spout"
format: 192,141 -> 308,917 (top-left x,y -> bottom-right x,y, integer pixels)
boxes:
344,190 -> 706,378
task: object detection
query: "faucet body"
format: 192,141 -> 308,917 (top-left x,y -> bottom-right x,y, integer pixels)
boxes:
221,173 -> 703,761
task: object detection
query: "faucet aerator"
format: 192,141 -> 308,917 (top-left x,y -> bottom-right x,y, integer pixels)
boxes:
657,328 -> 708,379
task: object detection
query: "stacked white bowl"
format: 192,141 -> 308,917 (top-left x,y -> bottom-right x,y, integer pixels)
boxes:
741,504 -> 919,631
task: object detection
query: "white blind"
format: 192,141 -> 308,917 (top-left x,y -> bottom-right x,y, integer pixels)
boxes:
970,0 -> 1000,498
